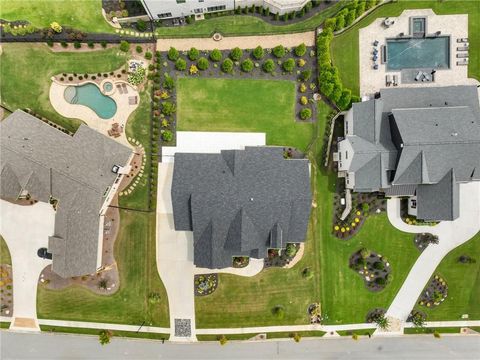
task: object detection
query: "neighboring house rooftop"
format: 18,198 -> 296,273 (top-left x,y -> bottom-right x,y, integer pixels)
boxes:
0,110 -> 132,277
338,85 -> 480,221
171,146 -> 312,269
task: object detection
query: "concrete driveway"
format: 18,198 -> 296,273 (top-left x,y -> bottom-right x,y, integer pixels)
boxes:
0,200 -> 56,331
380,182 -> 480,333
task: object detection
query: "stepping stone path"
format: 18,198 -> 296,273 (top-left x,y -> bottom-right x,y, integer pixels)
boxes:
120,140 -> 147,197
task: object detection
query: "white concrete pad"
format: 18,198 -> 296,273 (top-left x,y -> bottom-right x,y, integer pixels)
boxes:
0,200 -> 56,330
161,131 -> 266,163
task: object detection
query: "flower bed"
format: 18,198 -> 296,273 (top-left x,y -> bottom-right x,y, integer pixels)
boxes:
308,302 -> 322,324
264,243 -> 300,268
194,273 -> 218,297
232,256 -> 250,268
414,233 -> 439,252
0,265 -> 13,317
365,308 -> 386,323
418,275 -> 448,308
349,248 -> 391,292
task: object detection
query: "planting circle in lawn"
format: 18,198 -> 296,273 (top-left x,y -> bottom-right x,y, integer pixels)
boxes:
64,83 -> 117,119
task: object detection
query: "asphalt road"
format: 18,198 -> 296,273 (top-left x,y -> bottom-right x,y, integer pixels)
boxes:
1,331 -> 479,360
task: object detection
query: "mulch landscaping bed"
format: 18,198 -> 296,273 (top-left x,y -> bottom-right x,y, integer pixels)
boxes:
0,265 -> 13,317
232,256 -> 250,268
418,274 -> 448,308
264,243 -> 300,268
366,308 -> 386,323
349,249 -> 391,292
413,233 -> 439,253
194,274 -> 218,297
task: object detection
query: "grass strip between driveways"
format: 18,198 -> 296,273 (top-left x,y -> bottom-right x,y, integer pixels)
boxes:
404,327 -> 461,334
196,330 -> 325,341
39,325 -> 170,340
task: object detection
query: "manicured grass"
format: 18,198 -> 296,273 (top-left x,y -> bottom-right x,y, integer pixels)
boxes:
0,43 -> 127,132
156,2 -> 345,38
336,329 -> 376,336
37,211 -> 169,327
330,0 -> 480,95
0,236 -> 11,265
197,330 -> 325,341
0,322 -> 10,329
177,77 -> 314,151
404,327 -> 461,334
413,233 -> 480,321
40,325 -> 169,340
0,0 -> 113,33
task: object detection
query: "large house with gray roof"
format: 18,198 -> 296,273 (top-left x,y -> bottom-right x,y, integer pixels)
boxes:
335,85 -> 480,221
171,146 -> 311,269
0,110 -> 132,277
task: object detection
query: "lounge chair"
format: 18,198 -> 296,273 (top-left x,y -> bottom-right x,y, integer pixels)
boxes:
414,71 -> 422,81
386,75 -> 391,86
122,84 -> 128,94
456,46 -> 469,51
392,74 -> 398,86
456,53 -> 468,58
457,59 -> 468,66
116,84 -> 124,94
373,64 -> 379,70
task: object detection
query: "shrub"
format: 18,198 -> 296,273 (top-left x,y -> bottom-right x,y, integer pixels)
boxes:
219,335 -> 228,345
302,267 -> 313,279
136,19 -> 147,32
145,51 -> 152,60
136,45 -> 143,53
252,45 -> 264,60
373,314 -> 390,330
335,15 -> 345,31
161,101 -> 176,115
366,0 -> 376,10
189,64 -> 198,75
433,331 -> 441,338
300,96 -> 308,105
197,57 -> 209,70
262,59 -> 275,73
240,59 -> 254,72
163,74 -> 175,89
360,248 -> 371,259
285,243 -> 297,257
167,47 -> 179,61
324,17 -> 336,31
230,47 -> 243,61
293,333 -> 301,342
175,58 -> 187,71
50,22 -> 62,33
210,49 -> 222,62
337,88 -> 352,110
221,58 -> 234,73
297,58 -> 306,67
161,130 -> 173,142
60,41 -> 68,48
73,41 -> 81,49
127,67 -> 146,85
100,40 -> 107,48
273,45 -> 286,58
87,41 -> 94,48
300,108 -> 312,120
300,69 -> 312,81
294,43 -> 307,57
148,292 -> 161,304
46,40 -> 54,47
282,58 -> 295,72
272,305 -> 285,319
299,83 -> 307,93
119,40 -> 130,52
345,10 -> 356,26
99,330 -> 112,345
188,47 -> 199,61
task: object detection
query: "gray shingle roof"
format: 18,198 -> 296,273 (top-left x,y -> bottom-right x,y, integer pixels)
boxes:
171,147 -> 312,269
340,85 -> 480,221
0,110 -> 132,277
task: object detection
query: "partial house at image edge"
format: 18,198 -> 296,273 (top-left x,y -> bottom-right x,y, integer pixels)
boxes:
335,85 -> 480,221
0,110 -> 133,277
171,146 -> 312,269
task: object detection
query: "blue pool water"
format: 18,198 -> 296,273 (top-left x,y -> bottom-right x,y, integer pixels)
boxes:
64,83 -> 117,119
386,36 -> 450,70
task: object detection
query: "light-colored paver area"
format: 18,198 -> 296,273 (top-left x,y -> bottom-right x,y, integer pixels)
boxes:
49,79 -> 139,148
0,200 -> 56,331
381,181 -> 480,333
162,131 -> 266,162
157,31 -> 315,51
359,9 -> 477,96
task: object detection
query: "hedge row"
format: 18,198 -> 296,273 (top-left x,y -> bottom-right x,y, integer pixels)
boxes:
324,0 -> 381,33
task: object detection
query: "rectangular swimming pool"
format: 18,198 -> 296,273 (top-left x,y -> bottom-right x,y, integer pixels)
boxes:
386,36 -> 450,70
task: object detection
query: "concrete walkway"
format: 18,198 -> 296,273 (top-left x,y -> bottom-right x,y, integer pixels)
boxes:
382,182 -> 480,333
0,200 -> 56,331
156,31 -> 315,51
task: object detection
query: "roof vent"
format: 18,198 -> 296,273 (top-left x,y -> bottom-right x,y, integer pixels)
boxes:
451,132 -> 458,137
250,197 -> 254,202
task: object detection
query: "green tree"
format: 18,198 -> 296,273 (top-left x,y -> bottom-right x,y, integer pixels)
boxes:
320,82 -> 334,97
136,45 -> 143,53
337,89 -> 352,110
99,330 -> 113,345
294,43 -> 307,57
262,59 -> 275,73
324,17 -> 336,31
345,10 -> 356,26
300,108 -> 312,120
188,47 -> 200,61
119,40 -> 130,52
230,47 -> 243,61
374,314 -> 390,330
197,57 -> 209,70
136,19 -> 147,31
241,59 -> 254,72
175,58 -> 187,71
252,45 -> 264,60
210,48 -> 222,62
167,47 -> 179,61
282,58 -> 296,72
145,51 -> 152,60
357,1 -> 366,16
221,58 -> 234,73
365,0 -> 376,10
335,15 -> 345,31
273,45 -> 286,58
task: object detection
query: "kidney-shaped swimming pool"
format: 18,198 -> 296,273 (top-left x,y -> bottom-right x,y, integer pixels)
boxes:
64,83 -> 117,119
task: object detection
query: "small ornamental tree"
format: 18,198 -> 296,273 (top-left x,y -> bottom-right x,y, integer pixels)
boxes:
175,58 -> 187,71
282,58 -> 295,73
99,330 -> 113,345
197,57 -> 209,70
188,47 -> 200,61
119,40 -> 130,52
337,89 -> 352,110
252,45 -> 264,60
241,59 -> 254,72
221,58 -> 234,73
300,108 -> 312,120
210,48 -> 222,62
294,43 -> 307,57
230,47 -> 243,61
50,21 -> 62,33
373,314 -> 390,330
136,19 -> 147,31
335,15 -> 345,31
262,59 -> 275,73
167,46 -> 179,61
345,10 -> 356,26
273,45 -> 286,58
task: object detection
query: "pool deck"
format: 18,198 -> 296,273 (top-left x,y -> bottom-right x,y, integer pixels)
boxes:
49,79 -> 139,148
359,9 -> 477,97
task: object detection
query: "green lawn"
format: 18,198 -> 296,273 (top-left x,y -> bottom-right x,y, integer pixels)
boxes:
156,2 -> 345,38
0,0 -> 113,33
0,43 -> 127,132
177,77 -> 314,151
413,232 -> 480,321
331,0 -> 480,95
0,236 -> 11,265
37,211 -> 169,327
40,325 -> 170,340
